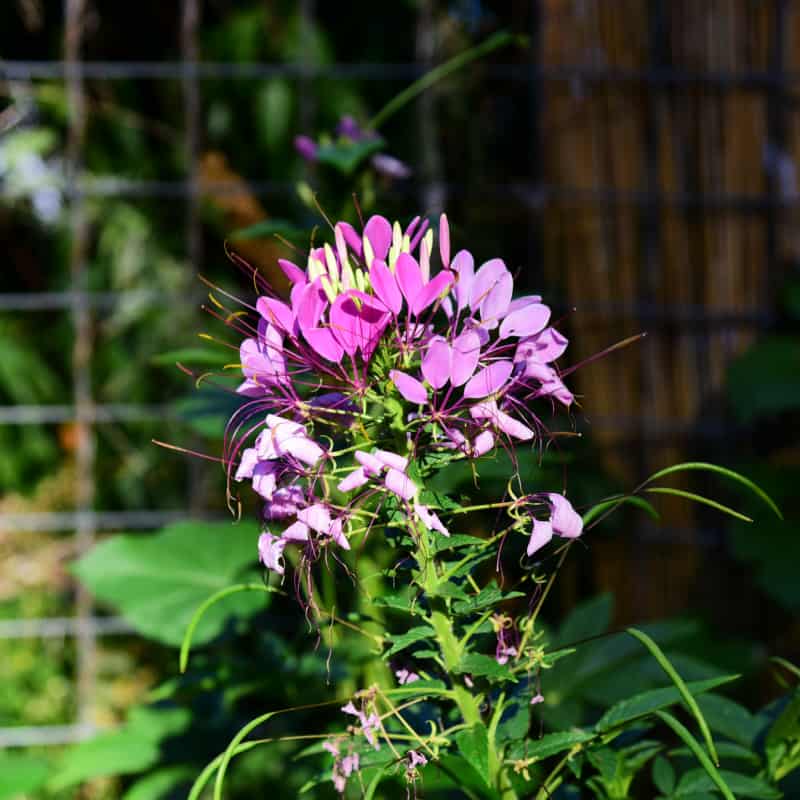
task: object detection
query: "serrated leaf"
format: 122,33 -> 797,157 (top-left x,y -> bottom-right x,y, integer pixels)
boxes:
73,521 -> 265,646
675,768 -> 781,799
431,534 -> 484,554
595,675 -> 740,732
383,625 -> 436,658
456,724 -> 491,787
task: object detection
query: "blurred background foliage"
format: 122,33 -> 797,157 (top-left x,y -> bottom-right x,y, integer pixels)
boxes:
1,0 -> 799,797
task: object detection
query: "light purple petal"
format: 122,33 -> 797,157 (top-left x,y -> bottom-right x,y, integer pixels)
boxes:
371,153 -> 411,179
298,503 -> 332,534
252,462 -> 279,499
463,360 -> 514,399
355,450 -> 384,475
257,297 -> 295,334
547,494 -> 583,538
422,336 -> 451,390
499,302 -> 551,340
472,430 -> 495,457
414,503 -> 449,536
480,270 -> 513,329
470,399 -> 534,440
507,295 -> 542,314
294,135 -> 317,161
281,520 -> 310,541
364,215 -> 392,261
283,434 -> 324,466
327,518 -> 350,550
338,467 -> 368,493
540,374 -> 574,406
234,448 -> 259,481
450,330 -> 481,387
530,693 -> 545,706
469,258 -> 507,313
258,532 -> 286,574
526,519 -> 553,556
374,450 -> 409,472
412,270 -> 455,315
385,468 -> 416,501
517,328 -> 569,364
395,253 -> 424,308
390,370 -> 428,404
451,250 -> 474,311
370,259 -> 403,315
439,213 -> 451,268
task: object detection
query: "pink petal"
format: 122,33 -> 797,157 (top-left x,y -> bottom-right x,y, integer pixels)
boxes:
547,494 -> 583,538
295,281 -> 327,334
507,295 -> 542,315
472,430 -> 495,457
257,297 -> 295,334
469,258 -> 507,313
298,503 -> 332,534
385,468 -> 416,500
480,270 -> 513,329
303,327 -> 344,362
234,448 -> 259,481
414,503 -> 450,536
409,217 -> 430,253
450,330 -> 481,387
439,213 -> 451,268
389,370 -> 428,404
463,360 -> 514,399
451,250 -> 474,311
278,258 -> 307,286
370,259 -> 403,314
355,450 -> 384,475
281,520 -> 310,541
329,293 -> 361,355
338,221 -> 362,257
395,253 -> 424,308
258,533 -> 286,574
405,215 -> 421,241
327,518 -> 350,550
517,328 -> 569,364
526,519 -> 553,556
374,450 -> 409,472
499,302 -> 551,340
412,270 -> 455,315
422,336 -> 451,389
364,215 -> 392,261
470,399 -> 534,441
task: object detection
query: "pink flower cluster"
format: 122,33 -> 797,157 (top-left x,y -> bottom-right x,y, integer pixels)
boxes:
225,212 -> 583,573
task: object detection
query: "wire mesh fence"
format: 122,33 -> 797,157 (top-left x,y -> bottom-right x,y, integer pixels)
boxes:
0,0 -> 791,748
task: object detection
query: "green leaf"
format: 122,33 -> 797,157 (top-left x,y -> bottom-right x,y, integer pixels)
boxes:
675,768 -> 781,799
582,494 -> 660,527
383,625 -> 436,658
655,711 -> 735,800
315,138 -> 385,175
644,487 -> 753,523
0,752 -> 50,800
595,675 -> 740,732
121,766 -> 195,800
455,653 -> 516,682
555,593 -> 613,648
73,521 -> 265,646
652,755 -> 676,795
151,347 -> 226,367
453,584 -> 525,615
644,462 -> 782,520
429,611 -> 462,670
669,742 -> 761,765
524,729 -> 595,761
456,724 -> 491,788
50,706 -> 190,790
627,628 -> 721,766
229,217 -> 306,242
697,693 -> 761,748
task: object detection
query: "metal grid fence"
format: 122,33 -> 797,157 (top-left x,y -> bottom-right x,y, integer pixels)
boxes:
0,0 -> 789,748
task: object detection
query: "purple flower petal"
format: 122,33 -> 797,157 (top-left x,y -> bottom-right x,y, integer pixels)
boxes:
258,532 -> 286,574
412,270 -> 455,315
527,519 -> 553,556
472,430 -> 495,457
294,135 -> 317,161
303,327 -> 344,363
422,336 -> 451,389
451,250 -> 474,311
364,215 -> 392,261
547,493 -> 583,538
278,258 -> 307,286
414,503 -> 450,536
499,302 -> 551,340
389,370 -> 428,404
480,270 -> 513,329
395,253 -> 424,308
371,153 -> 411,179
463,360 -> 514,399
329,293 -> 361,356
385,467 -> 416,500
507,295 -> 542,315
295,280 -> 327,334
439,213 -> 451,268
469,258 -> 507,313
517,327 -> 569,364
235,448 -> 259,481
355,450 -> 384,475
257,297 -> 295,334
282,520 -> 310,541
252,462 -> 279,499
374,449 -> 409,472
470,399 -> 534,441
370,259 -> 403,315
298,503 -> 333,534
338,221 -> 363,257
450,330 -> 481,387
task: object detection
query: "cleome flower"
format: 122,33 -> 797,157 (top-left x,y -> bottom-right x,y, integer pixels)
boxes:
221,211 -> 579,574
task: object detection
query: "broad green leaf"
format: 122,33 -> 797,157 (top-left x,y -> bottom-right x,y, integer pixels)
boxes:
628,628 -> 720,766
456,724 -> 491,788
555,593 -> 613,648
73,521 -> 265,646
669,742 -> 761,765
765,687 -> 800,781
453,584 -> 525,615
383,625 -> 435,658
655,711 -> 734,800
652,755 -> 676,795
0,753 -> 50,800
50,706 -> 190,790
697,693 -> 761,748
524,729 -> 595,761
595,675 -> 740,732
121,766 -> 195,800
675,768 -> 781,799
455,653 -> 516,682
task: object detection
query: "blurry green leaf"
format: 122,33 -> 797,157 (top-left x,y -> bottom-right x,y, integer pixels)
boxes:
73,521 -> 264,646
675,768 -> 781,799
727,337 -> 800,422
669,741 -> 761,765
652,755 -> 676,795
121,766 -> 195,800
0,752 -> 50,800
151,347 -> 227,367
257,80 -> 292,152
456,723 -> 491,787
765,687 -> 800,781
595,675 -> 739,733
555,593 -> 613,648
315,138 -> 384,175
51,706 -> 190,790
230,218 -> 306,242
